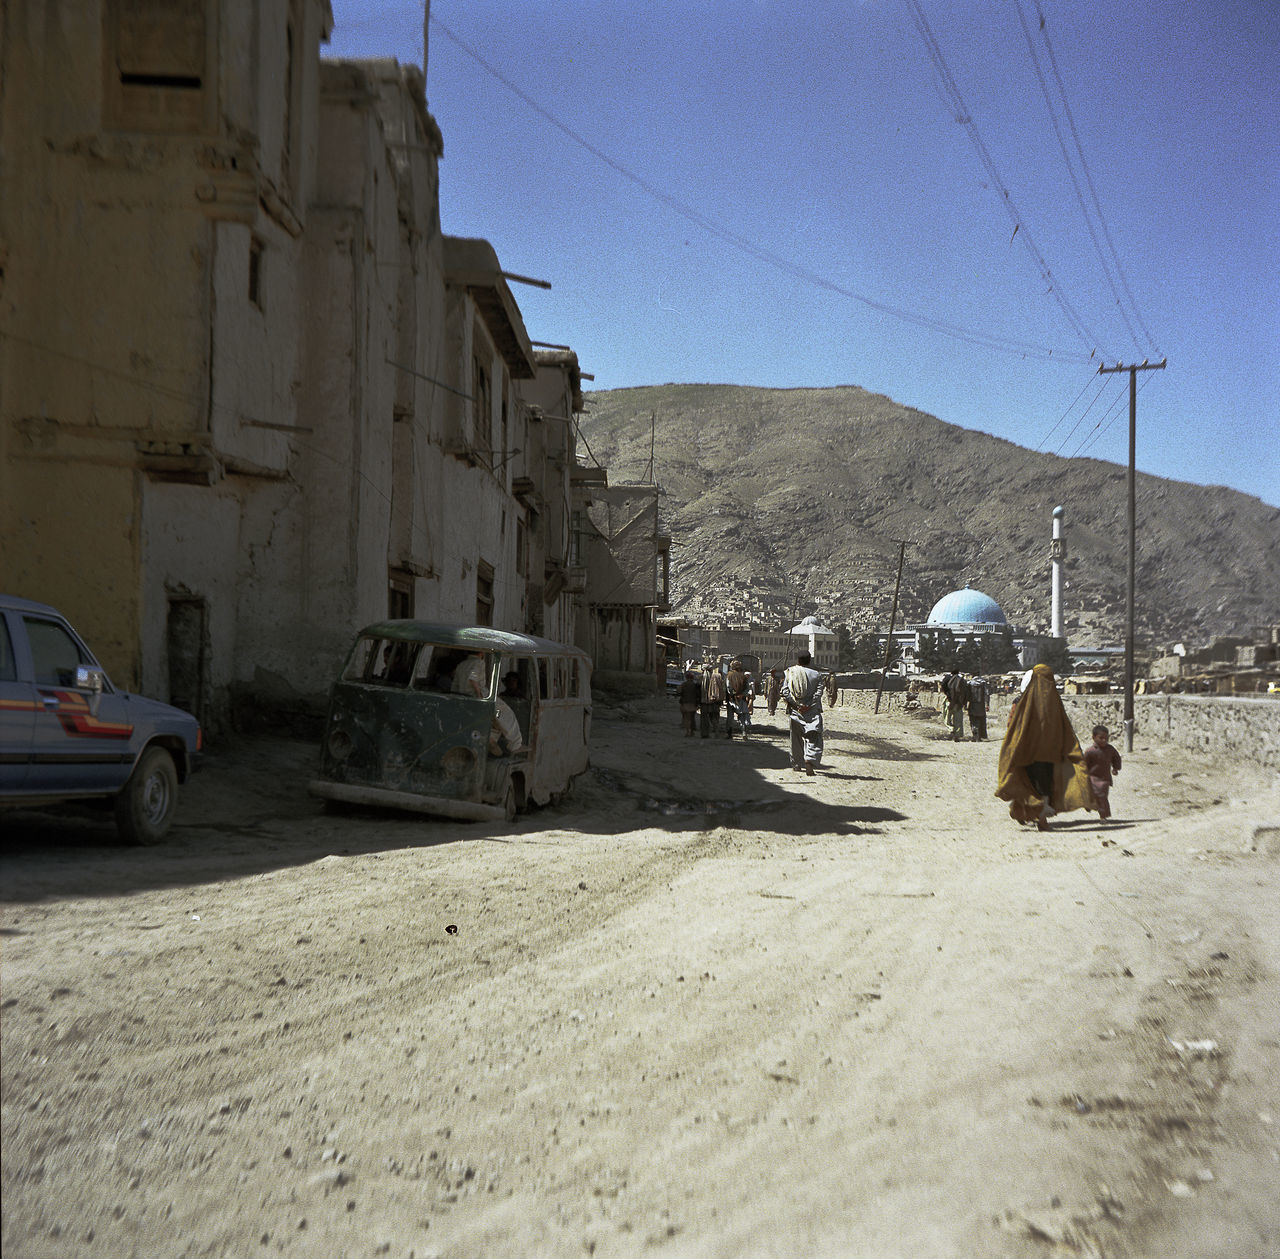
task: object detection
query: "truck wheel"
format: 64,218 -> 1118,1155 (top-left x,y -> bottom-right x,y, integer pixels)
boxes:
115,746 -> 179,845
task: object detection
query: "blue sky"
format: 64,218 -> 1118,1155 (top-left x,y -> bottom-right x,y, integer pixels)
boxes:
326,1 -> 1279,506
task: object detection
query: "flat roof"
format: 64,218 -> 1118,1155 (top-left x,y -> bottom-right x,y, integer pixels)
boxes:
357,620 -> 588,658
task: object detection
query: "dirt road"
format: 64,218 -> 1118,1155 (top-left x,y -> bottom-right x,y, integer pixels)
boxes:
3,696 -> 1278,1258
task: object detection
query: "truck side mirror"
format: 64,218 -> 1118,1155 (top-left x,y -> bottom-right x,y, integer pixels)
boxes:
75,665 -> 106,715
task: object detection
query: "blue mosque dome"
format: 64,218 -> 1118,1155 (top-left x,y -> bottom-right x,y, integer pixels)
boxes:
926,585 -> 1007,626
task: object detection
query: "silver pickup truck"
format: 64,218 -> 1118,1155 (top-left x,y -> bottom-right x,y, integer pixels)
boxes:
0,594 -> 201,844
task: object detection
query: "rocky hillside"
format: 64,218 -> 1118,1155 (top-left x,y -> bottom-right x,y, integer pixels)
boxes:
577,384 -> 1280,646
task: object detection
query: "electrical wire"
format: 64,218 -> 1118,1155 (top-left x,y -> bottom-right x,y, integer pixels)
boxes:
1072,370 -> 1157,460
1053,371 -> 1126,458
1033,372 -> 1102,452
1018,0 -> 1162,358
431,14 -> 1098,366
1012,0 -> 1146,356
901,0 -> 1106,358
1062,382 -> 1127,459
1032,1 -> 1162,359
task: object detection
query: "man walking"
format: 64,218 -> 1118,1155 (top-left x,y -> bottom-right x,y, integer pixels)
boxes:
968,673 -> 990,741
944,670 -> 969,741
725,658 -> 750,739
699,664 -> 725,738
676,669 -> 702,737
782,651 -> 825,775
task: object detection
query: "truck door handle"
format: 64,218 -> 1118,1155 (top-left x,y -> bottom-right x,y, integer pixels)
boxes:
41,695 -> 60,709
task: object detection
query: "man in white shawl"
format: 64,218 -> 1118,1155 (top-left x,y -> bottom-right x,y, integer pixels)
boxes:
781,650 -> 825,775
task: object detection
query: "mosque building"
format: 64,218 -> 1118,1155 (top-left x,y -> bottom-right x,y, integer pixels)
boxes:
885,584 -> 1053,675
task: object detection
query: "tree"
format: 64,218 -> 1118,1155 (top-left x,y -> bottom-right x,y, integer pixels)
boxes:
836,624 -> 856,669
980,628 -> 1021,674
1037,637 -> 1072,677
955,638 -> 983,674
852,632 -> 893,671
916,628 -> 952,674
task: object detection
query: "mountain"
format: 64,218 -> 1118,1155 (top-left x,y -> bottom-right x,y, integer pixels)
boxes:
577,384 -> 1280,646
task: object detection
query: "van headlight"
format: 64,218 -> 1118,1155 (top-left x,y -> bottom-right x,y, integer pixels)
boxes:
327,729 -> 353,761
441,746 -> 476,779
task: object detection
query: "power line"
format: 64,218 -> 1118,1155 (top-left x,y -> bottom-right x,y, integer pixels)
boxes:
1012,0 -> 1146,356
1052,371 -> 1125,457
1034,372 -> 1102,452
901,0 -> 1106,358
1032,1 -> 1162,358
1058,374 -> 1129,459
1072,369 -> 1156,460
431,14 -> 1097,365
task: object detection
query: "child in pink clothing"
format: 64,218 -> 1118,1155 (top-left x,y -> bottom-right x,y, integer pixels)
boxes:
1083,725 -> 1123,820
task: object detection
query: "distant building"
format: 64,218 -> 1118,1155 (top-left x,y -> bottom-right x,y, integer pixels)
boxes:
576,482 -> 671,689
882,585 -> 1056,674
698,615 -> 839,672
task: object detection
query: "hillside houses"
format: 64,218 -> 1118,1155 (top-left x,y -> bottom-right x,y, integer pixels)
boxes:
0,0 -> 664,727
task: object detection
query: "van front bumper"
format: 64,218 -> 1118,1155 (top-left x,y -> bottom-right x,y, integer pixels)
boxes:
308,778 -> 506,823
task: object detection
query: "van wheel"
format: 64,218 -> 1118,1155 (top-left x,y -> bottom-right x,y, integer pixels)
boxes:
502,781 -> 518,823
115,746 -> 179,845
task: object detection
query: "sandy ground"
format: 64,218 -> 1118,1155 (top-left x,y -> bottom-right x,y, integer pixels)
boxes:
2,695 -> 1279,1259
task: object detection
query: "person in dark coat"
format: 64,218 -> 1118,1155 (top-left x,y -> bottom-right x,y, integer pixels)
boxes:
676,670 -> 702,737
967,674 -> 990,741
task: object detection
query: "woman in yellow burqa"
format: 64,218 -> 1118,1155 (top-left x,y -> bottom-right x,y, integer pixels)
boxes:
995,664 -> 1096,830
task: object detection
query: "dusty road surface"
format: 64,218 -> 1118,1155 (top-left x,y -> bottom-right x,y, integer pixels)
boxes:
3,695 -> 1279,1258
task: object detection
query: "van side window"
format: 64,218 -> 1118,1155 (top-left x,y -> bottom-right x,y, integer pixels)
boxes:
538,659 -> 550,700
24,617 -> 88,686
369,639 -> 418,687
0,617 -> 15,681
343,637 -> 377,681
409,645 -> 436,689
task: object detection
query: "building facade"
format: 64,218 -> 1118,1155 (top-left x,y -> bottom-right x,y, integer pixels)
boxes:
1,3 -> 608,729
1,0 -> 335,726
577,482 -> 671,687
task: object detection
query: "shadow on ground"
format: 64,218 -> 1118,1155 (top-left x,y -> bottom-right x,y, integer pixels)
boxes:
0,700 -> 916,900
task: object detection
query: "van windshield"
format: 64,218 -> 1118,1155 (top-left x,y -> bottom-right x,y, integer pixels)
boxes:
342,636 -> 493,695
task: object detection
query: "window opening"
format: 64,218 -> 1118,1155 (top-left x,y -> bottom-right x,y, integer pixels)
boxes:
248,236 -> 264,310
475,560 -> 494,627
388,568 -> 414,619
472,354 -> 491,465
369,639 -> 419,687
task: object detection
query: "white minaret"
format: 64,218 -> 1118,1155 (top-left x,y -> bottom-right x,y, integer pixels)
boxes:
1050,505 -> 1065,639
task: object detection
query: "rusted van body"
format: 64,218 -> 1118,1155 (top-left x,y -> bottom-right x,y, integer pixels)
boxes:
309,622 -> 591,823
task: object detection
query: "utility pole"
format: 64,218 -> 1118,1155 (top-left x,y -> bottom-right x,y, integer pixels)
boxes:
875,541 -> 907,715
1097,358 -> 1167,752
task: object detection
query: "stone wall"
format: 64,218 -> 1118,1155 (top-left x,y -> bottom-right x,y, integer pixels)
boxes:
1055,694 -> 1280,771
833,686 -> 1280,770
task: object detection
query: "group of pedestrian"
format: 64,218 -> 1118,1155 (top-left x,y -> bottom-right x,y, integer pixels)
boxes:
939,669 -> 990,740
675,652 -> 827,776
675,651 -> 1123,829
675,659 -> 758,740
